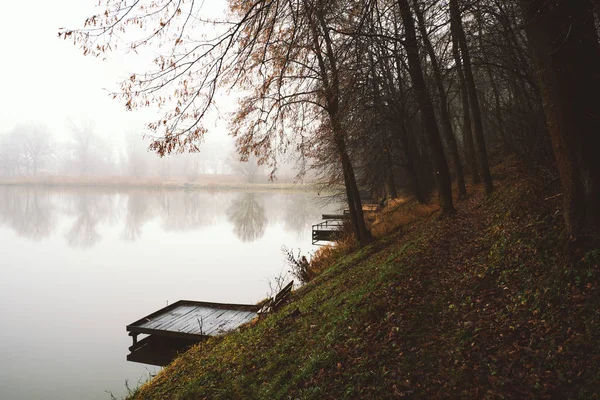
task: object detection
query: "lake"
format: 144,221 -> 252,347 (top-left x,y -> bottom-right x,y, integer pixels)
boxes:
0,186 -> 339,400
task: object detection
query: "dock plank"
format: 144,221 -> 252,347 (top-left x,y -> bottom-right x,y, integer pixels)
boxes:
127,300 -> 261,341
204,310 -> 257,336
173,308 -> 222,334
179,308 -> 230,334
162,307 -> 221,332
138,305 -> 199,331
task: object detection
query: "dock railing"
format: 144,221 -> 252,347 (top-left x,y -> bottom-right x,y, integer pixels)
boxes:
312,219 -> 345,245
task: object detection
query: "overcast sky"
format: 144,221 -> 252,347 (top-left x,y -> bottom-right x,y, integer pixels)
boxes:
0,0 -> 230,150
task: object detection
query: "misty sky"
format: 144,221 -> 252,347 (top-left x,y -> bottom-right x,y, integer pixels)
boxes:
0,0 -> 230,150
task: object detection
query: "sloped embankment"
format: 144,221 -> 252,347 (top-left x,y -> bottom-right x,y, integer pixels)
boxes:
130,162 -> 600,399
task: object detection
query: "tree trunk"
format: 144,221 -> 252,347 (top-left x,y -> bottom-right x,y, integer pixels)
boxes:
309,1 -> 374,246
398,0 -> 455,214
383,136 -> 399,200
519,0 -> 600,243
451,17 -> 479,185
450,0 -> 493,195
395,120 -> 429,204
413,0 -> 467,198
333,127 -> 374,246
387,169 -> 398,200
385,48 -> 431,203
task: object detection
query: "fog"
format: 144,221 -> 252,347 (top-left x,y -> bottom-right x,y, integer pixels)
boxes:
0,0 -> 298,183
0,121 -> 301,182
0,186 -> 340,399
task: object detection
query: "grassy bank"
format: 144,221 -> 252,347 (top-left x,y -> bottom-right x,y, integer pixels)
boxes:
128,160 -> 600,399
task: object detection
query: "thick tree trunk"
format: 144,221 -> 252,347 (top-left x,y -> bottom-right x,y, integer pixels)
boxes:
384,51 -> 431,203
309,2 -> 373,246
395,121 -> 429,204
450,0 -> 493,195
333,128 -> 374,246
398,0 -> 454,214
519,0 -> 600,242
413,0 -> 467,198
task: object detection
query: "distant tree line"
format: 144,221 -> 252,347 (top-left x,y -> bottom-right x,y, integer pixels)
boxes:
0,122 -> 293,182
62,0 -> 600,247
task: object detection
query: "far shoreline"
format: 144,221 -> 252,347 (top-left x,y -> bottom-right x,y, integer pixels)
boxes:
0,177 -> 336,193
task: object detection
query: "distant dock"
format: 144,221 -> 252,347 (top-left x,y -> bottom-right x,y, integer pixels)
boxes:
312,219 -> 345,245
313,204 -> 379,245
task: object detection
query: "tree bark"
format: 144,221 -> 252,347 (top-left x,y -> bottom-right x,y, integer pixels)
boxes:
519,0 -> 600,242
398,0 -> 455,214
450,0 -> 493,195
333,127 -> 374,246
413,0 -> 467,198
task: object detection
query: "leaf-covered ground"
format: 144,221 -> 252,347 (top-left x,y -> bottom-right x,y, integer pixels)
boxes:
130,160 -> 600,399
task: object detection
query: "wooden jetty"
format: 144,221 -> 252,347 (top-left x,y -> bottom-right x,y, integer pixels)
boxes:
126,282 -> 294,366
312,219 -> 344,245
314,204 -> 380,245
127,300 -> 260,365
127,300 -> 260,343
126,335 -> 200,366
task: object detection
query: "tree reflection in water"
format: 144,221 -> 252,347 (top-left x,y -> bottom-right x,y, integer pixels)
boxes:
0,187 -> 56,241
0,188 -> 334,247
159,191 -> 220,232
122,191 -> 153,241
282,193 -> 314,238
65,193 -> 112,248
227,193 -> 267,242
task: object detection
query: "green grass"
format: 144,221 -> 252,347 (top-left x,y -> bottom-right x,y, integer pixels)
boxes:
128,162 -> 600,399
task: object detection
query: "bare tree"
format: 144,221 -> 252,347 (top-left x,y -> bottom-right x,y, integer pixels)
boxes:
68,119 -> 113,176
412,0 -> 467,198
227,152 -> 264,183
519,0 -> 600,243
397,0 -> 455,214
18,124 -> 54,175
62,0 -> 376,244
0,124 -> 53,176
449,0 -> 493,195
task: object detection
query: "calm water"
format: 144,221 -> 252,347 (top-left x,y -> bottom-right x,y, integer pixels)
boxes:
0,186 -> 338,400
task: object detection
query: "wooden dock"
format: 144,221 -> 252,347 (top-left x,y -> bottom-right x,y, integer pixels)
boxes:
126,335 -> 200,366
127,300 -> 260,344
312,219 -> 344,245
126,283 -> 294,365
313,204 -> 380,245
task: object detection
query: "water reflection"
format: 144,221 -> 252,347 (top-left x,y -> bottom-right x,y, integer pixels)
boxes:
0,187 -> 335,247
0,188 -> 56,240
159,191 -> 220,232
122,191 -> 153,241
65,193 -> 113,248
0,186 -> 340,400
283,193 -> 315,238
227,193 -> 267,242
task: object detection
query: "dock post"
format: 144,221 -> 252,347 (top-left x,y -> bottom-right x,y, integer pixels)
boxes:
129,332 -> 138,349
